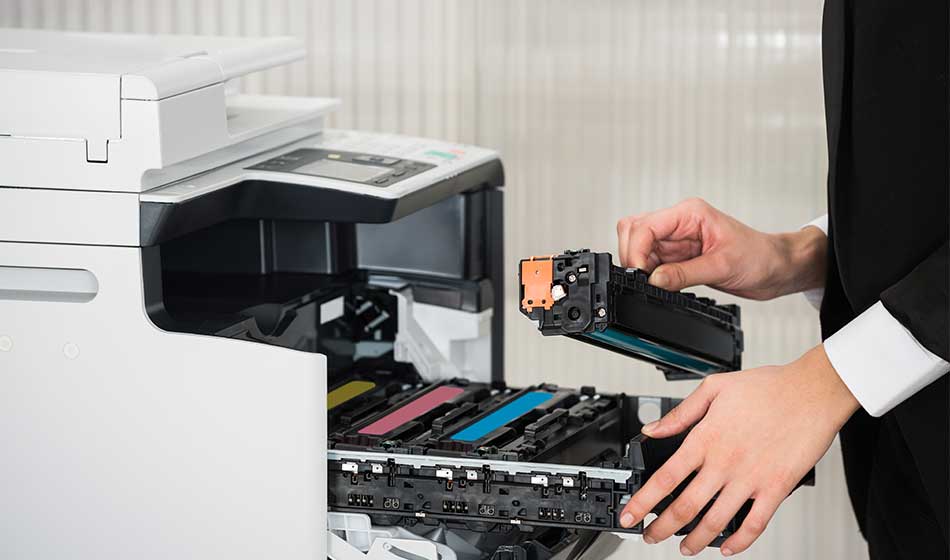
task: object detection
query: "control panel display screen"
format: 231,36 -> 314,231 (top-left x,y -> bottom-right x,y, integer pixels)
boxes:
247,148 -> 436,187
294,159 -> 390,182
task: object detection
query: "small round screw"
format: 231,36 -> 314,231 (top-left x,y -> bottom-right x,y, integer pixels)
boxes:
63,342 -> 80,360
596,308 -> 607,318
566,272 -> 578,283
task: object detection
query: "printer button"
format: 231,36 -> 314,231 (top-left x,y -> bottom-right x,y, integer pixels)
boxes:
357,155 -> 400,165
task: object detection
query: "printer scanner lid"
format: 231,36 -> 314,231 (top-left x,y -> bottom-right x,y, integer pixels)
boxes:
0,29 -> 337,192
0,27 -> 303,101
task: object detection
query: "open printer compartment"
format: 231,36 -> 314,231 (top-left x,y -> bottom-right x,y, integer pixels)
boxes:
137,156 -> 780,559
325,385 -> 737,545
144,185 -> 504,385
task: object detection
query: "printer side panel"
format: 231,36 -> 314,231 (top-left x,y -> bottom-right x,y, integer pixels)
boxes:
0,241 -> 327,560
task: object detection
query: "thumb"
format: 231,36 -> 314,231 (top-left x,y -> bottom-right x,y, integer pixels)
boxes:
648,256 -> 721,292
641,376 -> 722,438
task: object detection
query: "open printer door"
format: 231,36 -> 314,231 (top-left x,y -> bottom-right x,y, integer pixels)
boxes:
139,129 -> 506,383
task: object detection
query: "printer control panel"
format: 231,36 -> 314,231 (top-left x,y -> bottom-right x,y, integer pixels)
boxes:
141,130 -> 500,206
247,148 -> 436,188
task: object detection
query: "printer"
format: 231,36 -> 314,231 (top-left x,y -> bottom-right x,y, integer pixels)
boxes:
0,29 -> 797,560
0,28 -> 504,560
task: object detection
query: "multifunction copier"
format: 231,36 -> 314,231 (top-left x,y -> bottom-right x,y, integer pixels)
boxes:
0,29 -> 786,560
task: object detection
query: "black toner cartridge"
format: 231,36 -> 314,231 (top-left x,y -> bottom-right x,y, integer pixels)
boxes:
520,249 -> 743,380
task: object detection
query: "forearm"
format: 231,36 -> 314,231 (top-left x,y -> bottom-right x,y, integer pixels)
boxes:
767,225 -> 828,298
786,344 -> 860,427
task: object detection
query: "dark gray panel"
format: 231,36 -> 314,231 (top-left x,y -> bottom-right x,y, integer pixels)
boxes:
356,192 -> 485,280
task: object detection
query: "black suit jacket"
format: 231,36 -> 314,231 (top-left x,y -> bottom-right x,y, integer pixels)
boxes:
821,0 -> 948,551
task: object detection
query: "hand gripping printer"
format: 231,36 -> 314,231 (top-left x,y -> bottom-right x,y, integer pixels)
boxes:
0,30 -> 804,560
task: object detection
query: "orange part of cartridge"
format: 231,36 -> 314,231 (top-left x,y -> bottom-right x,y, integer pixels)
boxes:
521,256 -> 555,312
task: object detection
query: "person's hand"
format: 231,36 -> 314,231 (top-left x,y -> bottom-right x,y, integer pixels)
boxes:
618,345 -> 859,556
616,198 -> 826,300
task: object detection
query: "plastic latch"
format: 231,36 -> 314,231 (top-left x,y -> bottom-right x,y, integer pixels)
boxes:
520,256 -> 555,312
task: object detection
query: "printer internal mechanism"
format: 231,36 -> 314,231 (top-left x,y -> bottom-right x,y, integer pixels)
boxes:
327,381 -> 751,548
520,250 -> 744,380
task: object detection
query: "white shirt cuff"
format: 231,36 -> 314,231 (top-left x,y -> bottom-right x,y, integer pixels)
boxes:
803,214 -> 828,236
823,301 -> 950,416
801,214 -> 828,310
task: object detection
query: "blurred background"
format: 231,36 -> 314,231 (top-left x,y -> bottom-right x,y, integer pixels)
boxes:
0,1 -> 867,558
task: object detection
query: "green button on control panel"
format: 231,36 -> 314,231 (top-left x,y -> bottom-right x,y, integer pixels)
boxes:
425,150 -> 457,160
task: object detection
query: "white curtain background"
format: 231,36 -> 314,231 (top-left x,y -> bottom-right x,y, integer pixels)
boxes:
0,1 -> 868,558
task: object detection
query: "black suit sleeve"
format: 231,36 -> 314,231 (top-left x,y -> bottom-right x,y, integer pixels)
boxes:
880,240 -> 949,361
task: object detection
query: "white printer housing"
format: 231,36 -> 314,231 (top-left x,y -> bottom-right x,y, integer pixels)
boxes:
0,29 -> 505,560
0,28 -> 331,189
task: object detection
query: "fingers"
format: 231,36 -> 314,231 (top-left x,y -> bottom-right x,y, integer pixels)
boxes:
678,482 -> 751,555
617,212 -> 647,268
617,217 -> 633,268
655,239 -> 702,263
649,255 -> 725,292
719,490 -> 786,556
619,438 -> 704,529
624,205 -> 691,270
643,470 -> 724,545
641,375 -> 723,439
616,198 -> 713,274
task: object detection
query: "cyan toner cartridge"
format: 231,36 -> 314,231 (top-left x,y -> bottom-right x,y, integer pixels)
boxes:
520,249 -> 743,380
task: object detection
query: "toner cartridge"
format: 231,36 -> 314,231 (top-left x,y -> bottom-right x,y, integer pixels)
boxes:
520,249 -> 743,380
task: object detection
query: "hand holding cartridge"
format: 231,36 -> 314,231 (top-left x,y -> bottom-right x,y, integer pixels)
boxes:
615,198 -> 827,300
618,345 -> 859,556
